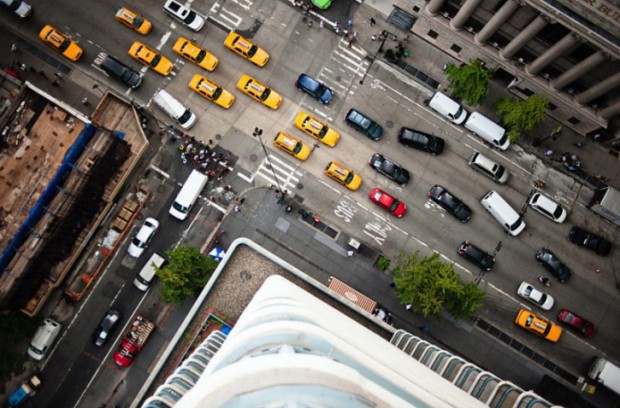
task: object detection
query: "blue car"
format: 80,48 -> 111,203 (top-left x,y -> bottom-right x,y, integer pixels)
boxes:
295,73 -> 333,104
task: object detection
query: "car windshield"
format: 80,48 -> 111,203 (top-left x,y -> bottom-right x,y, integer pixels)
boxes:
552,206 -> 564,218
247,45 -> 258,57
184,10 -> 197,23
132,237 -> 146,248
344,172 -> 355,184
195,50 -> 206,62
212,87 -> 223,99
150,54 -> 161,67
292,143 -> 303,154
389,200 -> 400,212
317,125 -> 328,138
133,17 -> 144,28
260,88 -> 271,101
510,217 -> 523,231
59,39 -> 71,52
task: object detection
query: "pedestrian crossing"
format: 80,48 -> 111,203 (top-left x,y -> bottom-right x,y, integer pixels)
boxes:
208,0 -> 253,30
238,155 -> 303,193
304,39 -> 369,122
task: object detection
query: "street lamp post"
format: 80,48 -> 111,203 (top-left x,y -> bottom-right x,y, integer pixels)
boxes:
360,30 -> 396,85
253,127 -> 286,202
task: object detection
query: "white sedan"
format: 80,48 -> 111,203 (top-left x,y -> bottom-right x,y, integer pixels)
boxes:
517,282 -> 555,310
127,217 -> 159,258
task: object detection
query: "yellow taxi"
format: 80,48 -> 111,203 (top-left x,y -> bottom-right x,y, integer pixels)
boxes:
514,309 -> 562,343
324,161 -> 362,191
38,25 -> 83,62
172,37 -> 218,71
294,112 -> 340,147
236,75 -> 282,109
114,7 -> 152,35
223,32 -> 269,67
188,75 -> 235,109
273,132 -> 311,161
128,42 -> 174,76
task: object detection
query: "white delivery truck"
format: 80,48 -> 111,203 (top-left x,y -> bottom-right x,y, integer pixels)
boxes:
587,357 -> 620,396
169,170 -> 208,220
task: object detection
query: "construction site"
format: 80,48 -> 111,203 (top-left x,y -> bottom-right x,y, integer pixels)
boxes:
0,75 -> 149,316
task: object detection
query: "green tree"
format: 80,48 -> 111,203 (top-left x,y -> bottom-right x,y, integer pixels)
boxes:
392,251 -> 485,320
496,94 -> 549,143
444,59 -> 493,106
157,245 -> 218,304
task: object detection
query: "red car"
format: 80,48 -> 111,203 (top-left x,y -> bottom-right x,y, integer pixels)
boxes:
557,309 -> 594,338
369,188 -> 406,217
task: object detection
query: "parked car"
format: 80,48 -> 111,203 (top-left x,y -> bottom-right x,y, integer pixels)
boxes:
457,241 -> 494,271
514,309 -> 562,342
397,127 -> 444,155
528,192 -> 567,223
98,54 -> 142,89
468,151 -> 509,183
127,217 -> 159,258
568,226 -> 611,256
368,153 -> 410,186
163,0 -> 205,31
114,6 -> 152,34
128,41 -> 173,76
369,188 -> 406,217
535,248 -> 571,283
1,0 -> 32,18
516,282 -> 554,310
223,32 -> 269,67
38,25 -> 83,61
295,73 -> 333,104
236,74 -> 282,109
428,185 -> 472,222
92,309 -> 122,347
557,309 -> 594,338
344,108 -> 383,140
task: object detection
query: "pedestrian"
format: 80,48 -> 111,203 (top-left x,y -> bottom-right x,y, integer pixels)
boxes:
371,34 -> 377,41
234,204 -> 241,213
52,79 -> 61,87
82,98 -> 90,106
11,43 -> 18,52
308,20 -> 313,28
347,18 -> 352,27
370,17 -> 376,26
319,20 -> 324,29
573,141 -> 584,148
54,72 -> 63,79
405,304 -> 412,311
545,149 -> 553,157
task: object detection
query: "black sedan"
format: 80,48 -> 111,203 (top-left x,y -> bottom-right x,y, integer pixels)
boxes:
92,308 -> 122,347
428,185 -> 472,222
457,241 -> 495,271
397,127 -> 445,155
368,153 -> 410,186
568,226 -> 611,256
535,248 -> 571,283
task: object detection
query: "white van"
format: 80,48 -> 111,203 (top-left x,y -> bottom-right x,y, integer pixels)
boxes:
465,112 -> 510,150
153,90 -> 197,130
169,170 -> 209,220
28,318 -> 62,360
428,92 -> 468,124
133,252 -> 166,291
587,357 -> 620,396
480,190 -> 526,236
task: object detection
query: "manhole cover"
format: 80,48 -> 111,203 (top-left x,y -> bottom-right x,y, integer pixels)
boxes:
336,75 -> 342,82
240,270 -> 252,281
215,134 -> 222,140
296,182 -> 304,189
250,154 -> 258,162
386,120 -> 394,128
157,185 -> 166,193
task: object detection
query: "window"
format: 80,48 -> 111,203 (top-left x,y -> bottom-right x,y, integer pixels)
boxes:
568,117 -> 581,125
450,44 -> 462,53
428,30 -> 438,39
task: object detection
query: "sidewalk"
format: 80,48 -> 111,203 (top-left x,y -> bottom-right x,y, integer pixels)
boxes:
315,1 -> 620,191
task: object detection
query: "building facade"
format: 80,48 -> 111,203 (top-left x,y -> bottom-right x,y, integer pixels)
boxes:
394,0 -> 620,140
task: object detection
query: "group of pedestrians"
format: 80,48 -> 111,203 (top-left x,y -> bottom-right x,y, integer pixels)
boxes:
177,136 -> 230,181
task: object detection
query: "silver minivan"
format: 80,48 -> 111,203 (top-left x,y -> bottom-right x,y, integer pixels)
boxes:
468,151 -> 509,183
28,318 -> 62,360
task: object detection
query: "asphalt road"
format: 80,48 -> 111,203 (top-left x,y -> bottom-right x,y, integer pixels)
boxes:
1,0 -> 619,406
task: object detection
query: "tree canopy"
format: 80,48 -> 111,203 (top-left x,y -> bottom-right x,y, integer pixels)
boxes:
496,94 -> 549,142
156,245 -> 218,304
444,59 -> 493,106
392,251 -> 485,320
